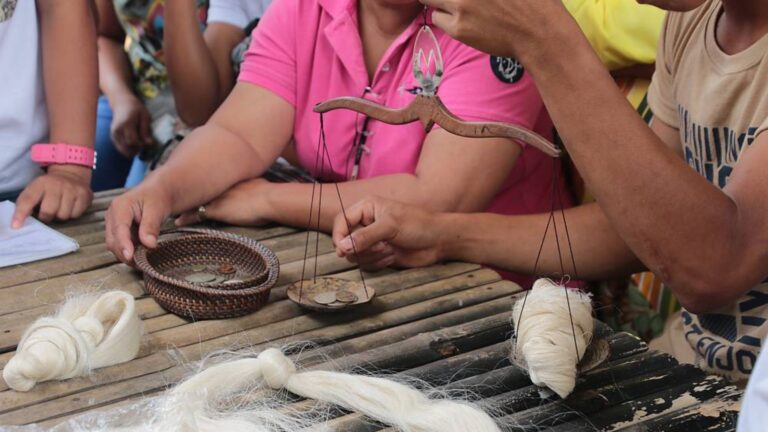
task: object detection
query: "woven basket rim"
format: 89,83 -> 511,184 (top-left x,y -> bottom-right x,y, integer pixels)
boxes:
134,228 -> 279,296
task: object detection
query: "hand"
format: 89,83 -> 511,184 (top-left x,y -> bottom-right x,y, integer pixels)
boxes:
420,0 -> 573,60
105,184 -> 173,264
174,178 -> 274,227
332,197 -> 446,271
110,95 -> 154,158
12,165 -> 93,228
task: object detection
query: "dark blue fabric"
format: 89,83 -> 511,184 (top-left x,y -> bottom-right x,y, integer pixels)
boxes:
91,95 -> 133,191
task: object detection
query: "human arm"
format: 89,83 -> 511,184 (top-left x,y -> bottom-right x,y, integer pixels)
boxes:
11,0 -> 98,227
94,0 -> 153,157
105,83 -> 294,262
420,0 -> 768,313
332,119 -> 683,276
165,0 -> 246,126
175,129 -> 522,231
332,197 -> 644,278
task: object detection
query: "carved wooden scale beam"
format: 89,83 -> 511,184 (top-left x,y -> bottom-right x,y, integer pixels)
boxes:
314,94 -> 562,158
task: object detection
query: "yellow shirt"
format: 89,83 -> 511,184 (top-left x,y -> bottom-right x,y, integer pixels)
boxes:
564,0 -> 666,70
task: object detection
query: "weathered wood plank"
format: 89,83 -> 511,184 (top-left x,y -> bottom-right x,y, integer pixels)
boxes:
546,375 -> 736,432
0,225 -> 302,289
616,391 -> 741,432
0,267 -> 504,420
2,285 -> 515,425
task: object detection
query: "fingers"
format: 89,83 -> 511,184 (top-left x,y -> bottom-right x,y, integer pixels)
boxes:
420,0 -> 455,13
139,110 -> 154,145
71,191 -> 92,219
332,203 -> 364,248
138,201 -> 166,249
112,122 -> 141,158
336,221 -> 396,257
55,190 -> 77,221
430,8 -> 454,30
11,183 -> 45,228
106,201 -> 137,263
332,199 -> 377,254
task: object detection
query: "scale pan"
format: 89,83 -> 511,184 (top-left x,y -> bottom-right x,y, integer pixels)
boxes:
287,277 -> 375,313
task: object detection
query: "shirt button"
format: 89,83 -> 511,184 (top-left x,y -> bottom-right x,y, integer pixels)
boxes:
382,63 -> 391,72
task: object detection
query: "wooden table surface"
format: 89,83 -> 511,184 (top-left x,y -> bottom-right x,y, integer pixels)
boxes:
0,190 -> 743,431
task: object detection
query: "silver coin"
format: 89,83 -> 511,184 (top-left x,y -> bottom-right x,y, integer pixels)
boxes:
335,290 -> 358,304
313,292 -> 338,305
222,279 -> 244,286
185,272 -> 217,283
190,265 -> 207,272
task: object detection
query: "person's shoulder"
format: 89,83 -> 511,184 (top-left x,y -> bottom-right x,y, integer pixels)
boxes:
663,0 -> 719,54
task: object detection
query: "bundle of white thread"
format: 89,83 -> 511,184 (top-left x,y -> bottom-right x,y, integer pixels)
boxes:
511,278 -> 594,399
3,291 -> 142,392
84,348 -> 497,432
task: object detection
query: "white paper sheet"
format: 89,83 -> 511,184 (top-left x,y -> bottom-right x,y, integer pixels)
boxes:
0,201 -> 80,268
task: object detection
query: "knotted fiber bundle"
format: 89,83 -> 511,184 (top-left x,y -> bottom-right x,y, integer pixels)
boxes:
157,348 -> 501,432
3,291 -> 142,392
511,278 -> 594,399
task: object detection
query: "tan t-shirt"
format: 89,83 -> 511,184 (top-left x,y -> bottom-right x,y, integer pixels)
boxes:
648,0 -> 768,381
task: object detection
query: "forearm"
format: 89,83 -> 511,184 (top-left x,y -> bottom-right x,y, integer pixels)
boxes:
437,203 -> 643,280
165,0 -> 225,126
39,0 -> 98,148
263,174 -> 476,231
517,13 -> 743,297
146,123 -> 274,214
98,37 -> 138,105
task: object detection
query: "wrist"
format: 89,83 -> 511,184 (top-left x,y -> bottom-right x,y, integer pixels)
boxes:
515,12 -> 586,73
106,90 -> 140,108
47,164 -> 92,183
434,213 -> 471,262
255,181 -> 279,223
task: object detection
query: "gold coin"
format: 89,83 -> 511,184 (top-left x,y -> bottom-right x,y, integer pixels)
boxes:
335,290 -> 358,304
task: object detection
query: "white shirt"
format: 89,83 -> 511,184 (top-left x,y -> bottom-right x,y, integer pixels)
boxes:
0,0 -> 46,195
208,0 -> 273,29
739,338 -> 768,431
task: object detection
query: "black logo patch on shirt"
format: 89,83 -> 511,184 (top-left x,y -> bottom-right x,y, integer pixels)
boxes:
490,56 -> 525,84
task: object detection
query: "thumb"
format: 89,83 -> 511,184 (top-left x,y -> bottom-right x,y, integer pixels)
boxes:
338,221 -> 395,256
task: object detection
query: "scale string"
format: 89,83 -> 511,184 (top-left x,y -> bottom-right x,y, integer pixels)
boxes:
298,121 -> 327,302
513,157 -> 581,362
318,113 -> 371,299
314,130 -> 327,283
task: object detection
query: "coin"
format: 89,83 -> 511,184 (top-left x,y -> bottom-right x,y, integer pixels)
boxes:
185,272 -> 216,284
335,290 -> 358,304
222,279 -> 244,286
217,263 -> 236,274
190,265 -> 207,272
313,292 -> 337,305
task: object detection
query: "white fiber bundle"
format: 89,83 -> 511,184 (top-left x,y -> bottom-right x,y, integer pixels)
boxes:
511,278 -> 593,399
159,348 -> 501,432
3,291 -> 142,392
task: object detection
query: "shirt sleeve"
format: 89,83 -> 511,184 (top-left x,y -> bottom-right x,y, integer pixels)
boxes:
435,40 -> 545,147
563,0 -> 665,70
647,14 -> 679,128
207,0 -> 249,28
237,0 -> 296,106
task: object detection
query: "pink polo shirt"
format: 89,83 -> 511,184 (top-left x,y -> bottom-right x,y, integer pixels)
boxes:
239,0 -> 571,244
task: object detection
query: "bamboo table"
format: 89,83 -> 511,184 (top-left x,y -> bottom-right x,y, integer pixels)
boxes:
0,190 -> 742,430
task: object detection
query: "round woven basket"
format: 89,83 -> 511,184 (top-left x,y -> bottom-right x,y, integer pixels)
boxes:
134,228 -> 280,320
